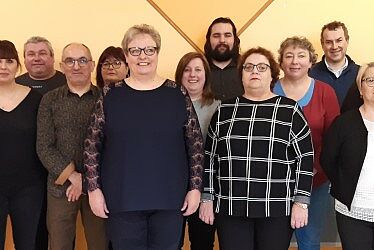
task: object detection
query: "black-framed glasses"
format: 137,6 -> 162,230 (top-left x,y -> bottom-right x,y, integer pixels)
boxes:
101,60 -> 122,70
128,47 -> 157,56
63,57 -> 91,67
243,63 -> 270,72
362,77 -> 374,87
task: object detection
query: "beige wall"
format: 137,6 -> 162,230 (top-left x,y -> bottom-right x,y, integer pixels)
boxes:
2,0 -> 374,81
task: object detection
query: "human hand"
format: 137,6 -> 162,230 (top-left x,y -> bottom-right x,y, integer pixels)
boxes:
291,203 -> 308,229
88,188 -> 109,218
199,201 -> 214,225
66,171 -> 82,202
181,189 -> 201,216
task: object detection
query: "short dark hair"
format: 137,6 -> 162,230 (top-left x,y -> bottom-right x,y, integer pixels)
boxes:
0,40 -> 21,67
204,17 -> 240,63
175,52 -> 214,106
238,47 -> 280,89
321,21 -> 349,43
96,46 -> 127,88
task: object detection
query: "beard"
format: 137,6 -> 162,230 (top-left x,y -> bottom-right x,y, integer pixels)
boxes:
206,43 -> 237,62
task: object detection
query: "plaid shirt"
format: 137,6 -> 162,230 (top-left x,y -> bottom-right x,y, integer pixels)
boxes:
203,96 -> 313,217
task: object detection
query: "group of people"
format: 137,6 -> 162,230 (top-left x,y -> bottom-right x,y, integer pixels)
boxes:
0,17 -> 372,250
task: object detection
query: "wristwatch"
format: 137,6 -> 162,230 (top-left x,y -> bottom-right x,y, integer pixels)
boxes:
200,199 -> 212,203
294,202 -> 308,209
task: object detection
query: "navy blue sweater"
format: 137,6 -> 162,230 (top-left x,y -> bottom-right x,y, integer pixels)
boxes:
84,80 -> 204,213
309,55 -> 362,111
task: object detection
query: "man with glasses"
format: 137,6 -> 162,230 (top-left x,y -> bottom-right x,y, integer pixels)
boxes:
16,36 -> 66,95
37,43 -> 107,250
310,21 -> 362,112
204,17 -> 243,101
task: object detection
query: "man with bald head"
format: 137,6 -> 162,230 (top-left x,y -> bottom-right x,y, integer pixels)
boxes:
37,43 -> 107,250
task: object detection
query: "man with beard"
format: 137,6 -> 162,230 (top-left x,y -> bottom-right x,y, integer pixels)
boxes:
310,21 -> 362,112
204,17 -> 244,101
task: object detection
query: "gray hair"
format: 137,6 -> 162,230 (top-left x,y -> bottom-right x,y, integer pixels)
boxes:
24,36 -> 54,57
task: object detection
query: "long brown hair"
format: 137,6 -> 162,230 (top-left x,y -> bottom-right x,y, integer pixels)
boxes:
175,52 -> 214,107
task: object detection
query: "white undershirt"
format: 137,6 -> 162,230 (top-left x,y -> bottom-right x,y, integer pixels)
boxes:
324,57 -> 348,78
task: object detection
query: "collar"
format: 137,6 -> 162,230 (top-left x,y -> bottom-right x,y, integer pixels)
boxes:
62,84 -> 98,97
324,56 -> 348,78
209,59 -> 238,70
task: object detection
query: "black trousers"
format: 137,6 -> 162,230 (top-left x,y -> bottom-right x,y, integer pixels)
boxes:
0,183 -> 44,250
336,211 -> 374,250
34,183 -> 48,250
180,209 -> 216,250
107,209 -> 183,250
215,213 -> 293,250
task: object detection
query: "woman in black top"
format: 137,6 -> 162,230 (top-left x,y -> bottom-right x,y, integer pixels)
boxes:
199,47 -> 314,250
0,40 -> 44,249
84,25 -> 204,250
321,63 -> 374,250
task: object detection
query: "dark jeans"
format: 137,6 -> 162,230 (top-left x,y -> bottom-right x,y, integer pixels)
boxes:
216,213 -> 293,250
180,209 -> 216,249
107,209 -> 183,250
0,183 -> 44,250
336,211 -> 374,250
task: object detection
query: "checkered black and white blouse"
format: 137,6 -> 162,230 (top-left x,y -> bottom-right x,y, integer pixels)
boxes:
202,95 -> 314,218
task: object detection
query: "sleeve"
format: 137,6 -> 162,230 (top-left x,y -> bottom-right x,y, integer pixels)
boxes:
314,84 -> 340,174
201,109 -> 219,201
181,85 -> 204,191
320,117 -> 341,185
36,94 -> 74,184
290,104 -> 314,205
83,95 -> 106,192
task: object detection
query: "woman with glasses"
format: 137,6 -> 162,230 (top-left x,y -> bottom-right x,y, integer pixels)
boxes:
199,47 -> 314,250
0,40 -> 45,249
321,63 -> 374,250
273,36 -> 340,250
83,24 -> 203,250
175,52 -> 220,250
96,46 -> 128,88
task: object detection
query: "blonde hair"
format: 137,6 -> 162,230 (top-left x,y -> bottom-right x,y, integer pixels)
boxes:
121,24 -> 161,55
356,62 -> 374,93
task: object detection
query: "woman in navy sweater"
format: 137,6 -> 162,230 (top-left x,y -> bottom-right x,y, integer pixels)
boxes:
83,24 -> 204,250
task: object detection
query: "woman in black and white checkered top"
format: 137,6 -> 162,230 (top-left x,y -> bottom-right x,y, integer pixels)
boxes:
199,47 -> 314,250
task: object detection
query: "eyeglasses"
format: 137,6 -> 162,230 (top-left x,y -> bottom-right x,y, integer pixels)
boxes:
243,63 -> 270,72
63,57 -> 91,67
128,47 -> 157,56
362,77 -> 374,87
101,60 -> 122,70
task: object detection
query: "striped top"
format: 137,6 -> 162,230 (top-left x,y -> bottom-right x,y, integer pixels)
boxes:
202,95 -> 314,217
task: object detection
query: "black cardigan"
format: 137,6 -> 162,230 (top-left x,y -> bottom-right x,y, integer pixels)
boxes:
320,109 -> 368,210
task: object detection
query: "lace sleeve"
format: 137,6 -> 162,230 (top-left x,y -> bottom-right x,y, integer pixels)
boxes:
83,94 -> 106,192
181,85 -> 204,191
